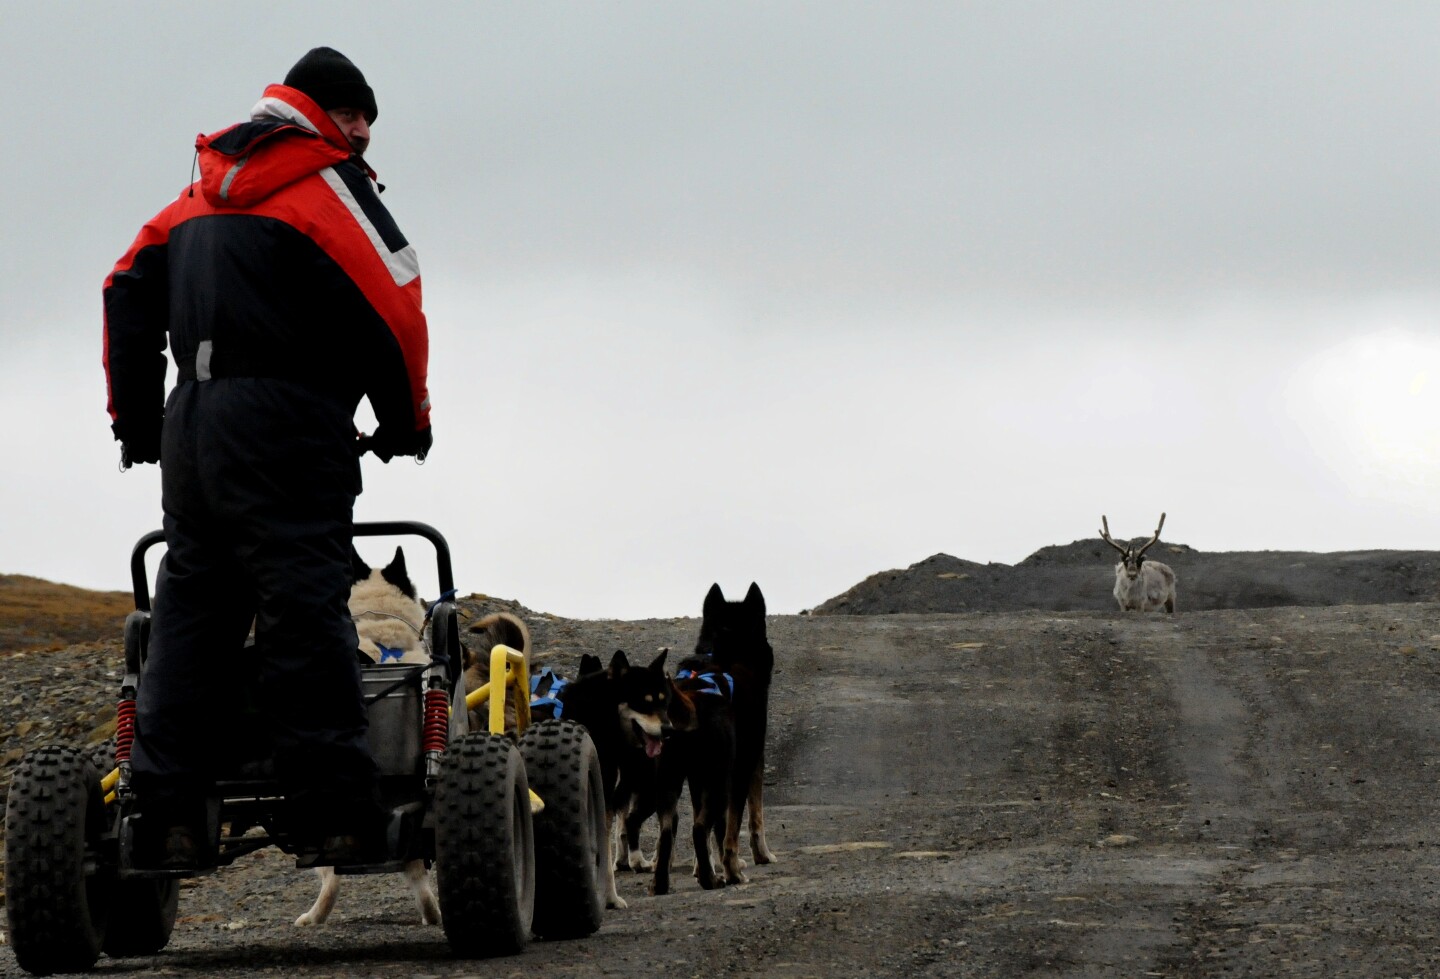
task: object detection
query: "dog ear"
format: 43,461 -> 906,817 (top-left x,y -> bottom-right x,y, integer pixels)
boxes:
703,583 -> 726,617
350,545 -> 371,584
579,653 -> 603,676
648,648 -> 668,673
388,546 -> 407,574
744,582 -> 766,616
608,649 -> 631,676
380,546 -> 417,599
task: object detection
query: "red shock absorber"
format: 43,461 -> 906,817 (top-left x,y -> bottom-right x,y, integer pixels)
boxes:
422,688 -> 450,753
114,699 -> 137,763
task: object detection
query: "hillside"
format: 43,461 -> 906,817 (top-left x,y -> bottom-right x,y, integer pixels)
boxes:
810,539 -> 1440,614
0,575 -> 134,652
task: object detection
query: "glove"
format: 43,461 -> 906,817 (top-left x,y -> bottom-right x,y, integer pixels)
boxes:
116,424 -> 161,469
361,424 -> 432,463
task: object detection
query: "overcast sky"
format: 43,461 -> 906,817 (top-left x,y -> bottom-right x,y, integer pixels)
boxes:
4,2 -> 1440,619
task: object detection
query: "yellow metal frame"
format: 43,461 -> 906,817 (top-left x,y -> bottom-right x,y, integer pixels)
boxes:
462,643 -> 531,736
460,643 -> 543,813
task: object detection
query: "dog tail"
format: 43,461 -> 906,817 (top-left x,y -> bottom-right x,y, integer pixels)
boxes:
464,611 -> 533,735
666,678 -> 701,732
470,611 -> 531,657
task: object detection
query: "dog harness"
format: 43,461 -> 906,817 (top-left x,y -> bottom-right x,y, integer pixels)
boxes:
424,590 -> 457,617
676,668 -> 734,699
529,667 -> 570,717
376,643 -> 406,664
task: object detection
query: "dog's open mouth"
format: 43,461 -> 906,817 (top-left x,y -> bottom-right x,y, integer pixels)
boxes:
631,719 -> 664,758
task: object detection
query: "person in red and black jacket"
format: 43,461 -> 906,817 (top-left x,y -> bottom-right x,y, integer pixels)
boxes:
102,47 -> 432,867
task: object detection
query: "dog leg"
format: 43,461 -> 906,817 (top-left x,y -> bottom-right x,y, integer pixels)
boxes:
623,800 -> 656,872
650,800 -> 676,892
720,809 -> 747,885
603,809 -> 628,909
612,808 -> 632,872
689,778 -> 726,884
294,867 -> 339,926
698,832 -> 724,880
405,859 -> 441,925
748,758 -> 778,864
614,800 -> 633,871
690,802 -> 721,890
616,790 -> 657,872
721,793 -> 749,885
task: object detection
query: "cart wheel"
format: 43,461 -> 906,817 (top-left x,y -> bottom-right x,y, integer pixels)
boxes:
101,877 -> 180,957
79,739 -> 181,957
5,745 -> 112,975
85,737 -> 117,783
519,719 -> 606,938
434,733 -> 535,957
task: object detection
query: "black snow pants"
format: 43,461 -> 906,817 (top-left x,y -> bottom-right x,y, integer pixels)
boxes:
130,375 -> 379,830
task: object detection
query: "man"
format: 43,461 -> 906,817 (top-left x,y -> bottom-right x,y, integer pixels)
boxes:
102,47 -> 432,866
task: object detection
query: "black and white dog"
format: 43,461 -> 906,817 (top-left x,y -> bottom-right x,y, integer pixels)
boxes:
294,545 -> 440,928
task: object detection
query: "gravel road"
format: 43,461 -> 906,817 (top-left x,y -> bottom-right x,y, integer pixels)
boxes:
4,601 -> 1440,977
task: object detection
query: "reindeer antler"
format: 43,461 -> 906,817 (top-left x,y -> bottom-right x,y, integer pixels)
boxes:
1135,512 -> 1166,558
1099,515 -> 1129,556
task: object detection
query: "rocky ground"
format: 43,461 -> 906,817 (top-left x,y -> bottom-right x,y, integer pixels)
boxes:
3,556 -> 1440,976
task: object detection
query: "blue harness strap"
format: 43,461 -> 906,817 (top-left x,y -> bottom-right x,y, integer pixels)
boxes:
376,643 -> 405,664
676,668 -> 734,699
530,666 -> 569,717
425,590 -> 458,617
531,695 -> 564,717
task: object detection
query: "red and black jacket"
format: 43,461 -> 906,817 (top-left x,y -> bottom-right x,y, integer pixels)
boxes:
103,84 -> 431,450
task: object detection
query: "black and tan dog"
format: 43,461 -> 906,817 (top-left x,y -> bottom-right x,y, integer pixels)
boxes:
641,651 -> 736,894
556,648 -> 671,909
695,582 -> 777,880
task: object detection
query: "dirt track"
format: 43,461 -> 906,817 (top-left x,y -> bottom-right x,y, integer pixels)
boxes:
6,603 -> 1440,977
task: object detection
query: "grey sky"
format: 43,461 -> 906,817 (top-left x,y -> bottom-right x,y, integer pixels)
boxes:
3,3 -> 1439,617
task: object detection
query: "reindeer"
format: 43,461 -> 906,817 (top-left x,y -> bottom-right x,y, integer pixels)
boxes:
1099,512 -> 1177,613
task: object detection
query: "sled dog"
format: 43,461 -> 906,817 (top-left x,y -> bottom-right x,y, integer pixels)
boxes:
557,649 -> 672,908
696,582 -> 777,880
296,545 -> 439,927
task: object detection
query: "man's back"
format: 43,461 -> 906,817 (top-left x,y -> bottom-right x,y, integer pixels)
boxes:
101,48 -> 433,871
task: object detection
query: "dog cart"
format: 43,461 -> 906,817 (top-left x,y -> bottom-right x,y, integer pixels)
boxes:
4,521 -> 607,975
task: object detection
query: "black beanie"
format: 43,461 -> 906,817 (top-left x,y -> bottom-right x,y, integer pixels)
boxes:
284,46 -> 377,124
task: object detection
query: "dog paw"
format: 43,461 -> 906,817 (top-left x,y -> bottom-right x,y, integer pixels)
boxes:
755,848 -> 778,865
607,893 -> 629,910
294,912 -> 319,927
